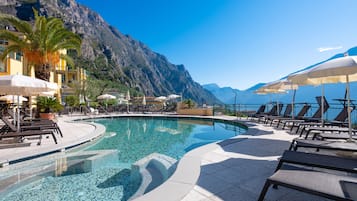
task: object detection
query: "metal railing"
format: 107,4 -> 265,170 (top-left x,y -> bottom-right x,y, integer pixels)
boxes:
213,102 -> 357,126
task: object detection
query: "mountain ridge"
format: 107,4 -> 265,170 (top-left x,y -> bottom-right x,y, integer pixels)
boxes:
0,0 -> 221,104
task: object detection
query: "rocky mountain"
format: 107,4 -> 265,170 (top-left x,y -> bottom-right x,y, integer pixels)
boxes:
0,0 -> 221,104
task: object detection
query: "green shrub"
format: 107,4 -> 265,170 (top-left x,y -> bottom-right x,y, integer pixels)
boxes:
37,96 -> 63,113
65,95 -> 79,107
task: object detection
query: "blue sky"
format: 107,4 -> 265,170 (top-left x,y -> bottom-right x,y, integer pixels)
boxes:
76,0 -> 357,90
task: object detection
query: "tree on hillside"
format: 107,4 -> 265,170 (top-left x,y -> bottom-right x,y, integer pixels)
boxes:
0,9 -> 81,81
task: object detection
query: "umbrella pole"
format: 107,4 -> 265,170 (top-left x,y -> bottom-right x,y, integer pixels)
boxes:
346,75 -> 353,142
12,96 -> 16,127
321,85 -> 324,125
292,89 -> 296,120
29,97 -> 32,121
17,95 -> 20,131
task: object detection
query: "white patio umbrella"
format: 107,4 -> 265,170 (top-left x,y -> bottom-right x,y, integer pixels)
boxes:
97,94 -> 116,100
259,79 -> 298,117
167,94 -> 181,100
306,55 -> 357,142
97,94 -> 116,110
0,74 -> 58,131
0,74 -> 58,95
288,68 -> 329,125
0,95 -> 28,102
154,96 -> 167,102
255,87 -> 287,116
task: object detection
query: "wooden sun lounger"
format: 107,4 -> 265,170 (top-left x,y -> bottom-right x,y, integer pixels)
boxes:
258,104 -> 283,123
258,150 -> 357,201
264,104 -> 292,126
303,127 -> 357,139
0,130 -> 57,145
1,117 -> 63,138
277,104 -> 311,129
248,104 -> 266,120
315,132 -> 357,141
20,120 -> 63,137
289,138 -> 357,152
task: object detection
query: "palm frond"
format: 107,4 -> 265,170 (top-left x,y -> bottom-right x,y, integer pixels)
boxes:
60,54 -> 75,67
0,14 -> 33,36
0,30 -> 26,45
0,44 -> 23,61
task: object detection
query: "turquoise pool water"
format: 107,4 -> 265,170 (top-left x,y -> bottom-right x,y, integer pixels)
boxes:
0,117 -> 246,201
86,117 -> 245,163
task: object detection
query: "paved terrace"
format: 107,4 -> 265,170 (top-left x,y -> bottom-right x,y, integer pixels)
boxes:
0,115 -> 106,165
0,114 -> 330,201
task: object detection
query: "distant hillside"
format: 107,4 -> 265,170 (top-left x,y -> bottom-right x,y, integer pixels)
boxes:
0,0 -> 221,104
204,46 -> 357,105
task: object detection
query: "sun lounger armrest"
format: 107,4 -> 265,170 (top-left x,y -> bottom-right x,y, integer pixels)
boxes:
278,150 -> 357,174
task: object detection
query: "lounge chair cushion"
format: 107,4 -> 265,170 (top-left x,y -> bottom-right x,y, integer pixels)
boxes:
269,165 -> 357,200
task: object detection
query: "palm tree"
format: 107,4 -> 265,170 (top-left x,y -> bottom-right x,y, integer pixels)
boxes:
0,9 -> 81,81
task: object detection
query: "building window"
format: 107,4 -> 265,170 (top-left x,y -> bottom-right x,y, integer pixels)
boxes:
15,52 -> 22,61
0,40 -> 8,45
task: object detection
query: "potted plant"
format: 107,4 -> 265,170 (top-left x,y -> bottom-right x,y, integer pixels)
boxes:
36,96 -> 63,119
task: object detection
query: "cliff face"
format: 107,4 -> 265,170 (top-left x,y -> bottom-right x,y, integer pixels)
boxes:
0,0 -> 221,104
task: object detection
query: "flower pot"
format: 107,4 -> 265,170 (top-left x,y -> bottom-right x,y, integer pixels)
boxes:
40,113 -> 55,120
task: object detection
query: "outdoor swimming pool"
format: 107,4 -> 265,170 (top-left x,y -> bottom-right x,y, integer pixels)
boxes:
0,117 -> 246,201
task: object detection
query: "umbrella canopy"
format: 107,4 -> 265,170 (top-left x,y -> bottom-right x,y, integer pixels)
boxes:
0,95 -> 28,102
306,55 -> 357,141
167,94 -> 181,100
255,87 -> 287,95
39,91 -> 56,97
261,79 -> 298,91
0,74 -> 58,96
154,96 -> 167,101
307,56 -> 357,83
288,67 -> 330,124
259,79 -> 298,117
255,86 -> 286,116
97,94 -> 116,100
0,74 -> 58,131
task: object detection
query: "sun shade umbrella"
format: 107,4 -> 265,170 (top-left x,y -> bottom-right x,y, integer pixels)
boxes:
167,94 -> 181,100
259,79 -> 298,117
306,55 -> 357,142
0,74 -> 58,131
0,95 -> 28,102
154,96 -> 167,102
255,87 -> 287,115
288,67 -> 330,125
97,94 -> 116,100
0,74 -> 58,95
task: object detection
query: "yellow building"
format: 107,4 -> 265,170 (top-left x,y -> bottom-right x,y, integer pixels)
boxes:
0,38 -> 87,103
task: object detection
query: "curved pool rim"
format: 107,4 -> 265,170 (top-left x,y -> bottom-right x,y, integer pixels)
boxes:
2,114 -> 249,201
80,114 -> 247,201
118,115 -> 247,201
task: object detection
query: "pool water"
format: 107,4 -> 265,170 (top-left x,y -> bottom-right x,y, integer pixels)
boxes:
87,117 -> 245,163
0,117 -> 246,201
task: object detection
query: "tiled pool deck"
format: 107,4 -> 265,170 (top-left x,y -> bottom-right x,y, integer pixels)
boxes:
0,114 -> 329,201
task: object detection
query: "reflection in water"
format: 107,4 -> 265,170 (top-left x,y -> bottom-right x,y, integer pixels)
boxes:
86,117 -> 244,163
55,157 -> 68,177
